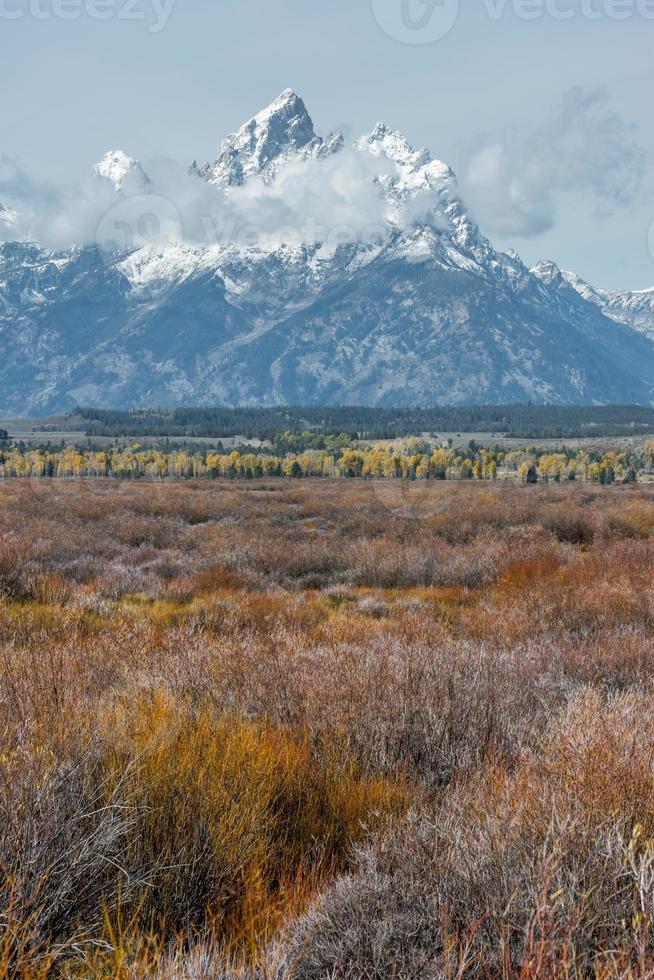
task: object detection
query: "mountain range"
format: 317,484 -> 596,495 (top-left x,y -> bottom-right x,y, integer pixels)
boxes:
1,89 -> 653,416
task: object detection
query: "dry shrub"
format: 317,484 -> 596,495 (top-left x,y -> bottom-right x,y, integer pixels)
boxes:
283,690 -> 654,978
0,745 -> 144,972
541,504 -> 596,544
0,478 -> 653,976
105,694 -> 407,943
603,505 -> 654,540
0,536 -> 36,600
463,545 -> 654,643
166,566 -> 251,603
0,692 -> 406,973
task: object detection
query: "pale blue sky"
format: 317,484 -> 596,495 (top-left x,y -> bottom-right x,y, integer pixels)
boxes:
2,0 -> 653,288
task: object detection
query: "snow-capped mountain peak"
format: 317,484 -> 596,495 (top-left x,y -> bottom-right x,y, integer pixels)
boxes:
354,123 -> 477,250
202,89 -> 343,186
252,87 -> 312,129
357,123 -> 431,174
91,150 -> 150,191
530,259 -> 565,286
1,88 -> 654,415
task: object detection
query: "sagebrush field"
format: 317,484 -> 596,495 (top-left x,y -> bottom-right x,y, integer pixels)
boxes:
2,478 -> 654,977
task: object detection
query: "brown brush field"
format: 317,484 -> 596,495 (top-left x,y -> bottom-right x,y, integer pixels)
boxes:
1,477 -> 654,977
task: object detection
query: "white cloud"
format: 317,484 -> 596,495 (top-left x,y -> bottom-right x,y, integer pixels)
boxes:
198,148 -> 396,248
5,90 -> 637,254
0,147 -> 404,252
459,87 -> 648,239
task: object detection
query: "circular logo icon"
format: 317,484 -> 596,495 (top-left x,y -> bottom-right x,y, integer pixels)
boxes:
372,0 -> 459,44
95,194 -> 183,254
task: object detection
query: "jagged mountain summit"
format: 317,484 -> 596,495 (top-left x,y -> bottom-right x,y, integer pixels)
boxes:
195,88 -> 344,186
0,90 -> 653,415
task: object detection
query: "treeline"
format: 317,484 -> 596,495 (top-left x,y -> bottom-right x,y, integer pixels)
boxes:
2,441 -> 652,484
75,405 -> 654,441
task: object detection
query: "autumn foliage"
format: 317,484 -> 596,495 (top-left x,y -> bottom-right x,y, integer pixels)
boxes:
0,477 -> 654,976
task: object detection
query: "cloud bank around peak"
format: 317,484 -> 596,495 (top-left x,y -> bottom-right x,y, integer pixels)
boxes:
201,148 -> 397,248
2,88 -> 646,256
458,87 -> 649,240
0,147 -> 407,253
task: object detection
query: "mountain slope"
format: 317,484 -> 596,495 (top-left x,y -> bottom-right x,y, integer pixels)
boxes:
561,268 -> 654,342
0,90 -> 653,414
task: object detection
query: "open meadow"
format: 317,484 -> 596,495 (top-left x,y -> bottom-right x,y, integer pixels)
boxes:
1,477 -> 654,977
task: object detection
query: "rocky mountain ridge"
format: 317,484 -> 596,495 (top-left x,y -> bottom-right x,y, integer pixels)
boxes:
0,90 -> 652,415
